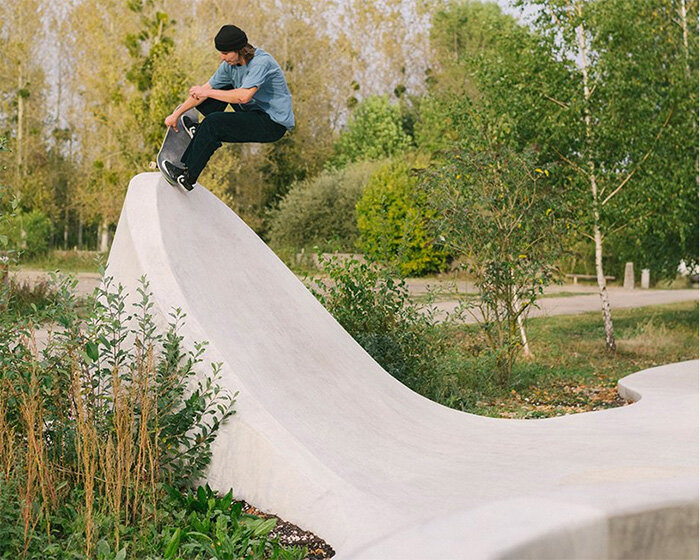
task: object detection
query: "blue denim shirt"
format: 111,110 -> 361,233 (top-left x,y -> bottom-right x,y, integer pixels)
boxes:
209,48 -> 295,129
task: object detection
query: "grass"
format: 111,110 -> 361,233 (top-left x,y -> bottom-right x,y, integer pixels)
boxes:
430,301 -> 698,418
16,249 -> 104,273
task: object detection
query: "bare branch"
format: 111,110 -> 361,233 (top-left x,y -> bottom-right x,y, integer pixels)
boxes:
543,94 -> 569,109
553,146 -> 589,177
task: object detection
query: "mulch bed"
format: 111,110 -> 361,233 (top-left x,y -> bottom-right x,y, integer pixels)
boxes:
240,501 -> 336,559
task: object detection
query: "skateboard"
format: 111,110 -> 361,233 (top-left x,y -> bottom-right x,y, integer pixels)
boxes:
156,107 -> 199,186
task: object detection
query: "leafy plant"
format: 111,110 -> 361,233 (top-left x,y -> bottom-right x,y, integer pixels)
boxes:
310,255 -> 443,388
421,144 -> 566,386
0,210 -> 52,258
329,95 -> 413,169
162,484 -> 307,560
0,273 -> 236,556
268,160 -> 380,253
356,158 -> 448,276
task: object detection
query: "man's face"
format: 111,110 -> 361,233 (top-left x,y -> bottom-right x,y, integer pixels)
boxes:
219,50 -> 244,66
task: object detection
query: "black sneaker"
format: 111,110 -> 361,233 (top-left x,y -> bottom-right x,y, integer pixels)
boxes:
163,160 -> 194,191
181,115 -> 200,139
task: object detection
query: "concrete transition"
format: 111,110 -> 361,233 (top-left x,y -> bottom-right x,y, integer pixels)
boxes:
107,174 -> 699,559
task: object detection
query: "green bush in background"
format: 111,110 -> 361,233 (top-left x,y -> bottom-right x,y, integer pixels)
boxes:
268,160 -> 380,252
310,256 -> 442,387
356,158 -> 449,276
329,95 -> 413,169
0,209 -> 52,258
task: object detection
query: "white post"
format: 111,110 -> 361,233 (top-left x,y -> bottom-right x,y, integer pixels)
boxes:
624,262 -> 635,290
641,269 -> 650,289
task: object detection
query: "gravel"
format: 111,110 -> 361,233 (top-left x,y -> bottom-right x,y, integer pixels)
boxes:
239,500 -> 335,559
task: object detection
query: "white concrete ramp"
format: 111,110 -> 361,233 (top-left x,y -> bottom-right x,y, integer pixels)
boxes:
107,174 -> 699,559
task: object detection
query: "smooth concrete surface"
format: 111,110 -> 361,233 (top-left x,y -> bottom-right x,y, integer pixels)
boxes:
106,174 -> 699,559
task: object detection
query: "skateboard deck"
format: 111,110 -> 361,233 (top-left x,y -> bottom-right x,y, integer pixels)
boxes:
156,107 -> 200,186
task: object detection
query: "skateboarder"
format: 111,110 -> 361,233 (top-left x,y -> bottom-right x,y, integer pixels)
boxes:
162,24 -> 294,190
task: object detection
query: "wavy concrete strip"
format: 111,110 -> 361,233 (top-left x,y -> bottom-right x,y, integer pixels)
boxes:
107,174 -> 698,558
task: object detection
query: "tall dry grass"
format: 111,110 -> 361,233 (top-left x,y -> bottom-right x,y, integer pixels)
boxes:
0,276 -> 235,557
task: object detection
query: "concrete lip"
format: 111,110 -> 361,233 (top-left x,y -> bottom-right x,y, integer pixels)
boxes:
107,174 -> 699,559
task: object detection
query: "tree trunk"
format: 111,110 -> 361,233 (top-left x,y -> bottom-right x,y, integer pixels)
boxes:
594,213 -> 616,351
517,312 -> 533,358
679,0 -> 689,74
512,290 -> 533,358
576,2 -> 616,352
16,66 -> 24,177
98,220 -> 110,253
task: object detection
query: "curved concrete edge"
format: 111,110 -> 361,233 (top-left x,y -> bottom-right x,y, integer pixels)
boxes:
105,174 -> 410,550
107,175 -> 699,558
342,478 -> 699,560
618,359 -> 699,404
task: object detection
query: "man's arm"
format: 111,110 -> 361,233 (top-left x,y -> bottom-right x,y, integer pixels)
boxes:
164,82 -> 212,130
190,85 -> 258,105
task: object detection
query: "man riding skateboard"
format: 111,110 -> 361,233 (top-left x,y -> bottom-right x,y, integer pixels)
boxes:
162,24 -> 294,190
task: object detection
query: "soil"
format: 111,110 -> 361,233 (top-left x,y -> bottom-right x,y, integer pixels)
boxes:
239,500 -> 336,559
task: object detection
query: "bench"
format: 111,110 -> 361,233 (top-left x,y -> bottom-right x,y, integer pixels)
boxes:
565,273 -> 615,285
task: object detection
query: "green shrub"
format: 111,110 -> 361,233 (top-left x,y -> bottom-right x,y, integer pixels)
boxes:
421,145 -> 566,387
310,256 -> 442,387
3,276 -> 61,317
329,95 -> 413,168
0,209 -> 52,258
162,485 -> 307,559
268,160 -> 380,252
356,159 -> 449,276
0,274 -> 236,556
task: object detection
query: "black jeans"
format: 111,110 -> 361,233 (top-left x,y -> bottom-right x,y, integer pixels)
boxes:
182,93 -> 287,181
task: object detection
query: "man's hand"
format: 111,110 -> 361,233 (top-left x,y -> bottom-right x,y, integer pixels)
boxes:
189,86 -> 209,100
164,113 -> 179,131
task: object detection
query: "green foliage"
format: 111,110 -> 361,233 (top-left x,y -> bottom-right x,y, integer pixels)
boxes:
125,2 -> 175,93
329,95 -> 413,168
0,273 -> 236,556
268,160 -> 380,252
356,158 -> 448,276
509,0 -> 698,277
0,136 -> 18,254
0,209 -> 52,258
422,1 -> 576,159
3,276 -> 61,317
124,2 -> 186,158
162,485 -> 306,560
310,256 -> 442,387
583,0 -> 699,277
421,144 -> 566,386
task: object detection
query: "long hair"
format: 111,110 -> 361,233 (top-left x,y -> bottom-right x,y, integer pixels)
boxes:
237,43 -> 256,63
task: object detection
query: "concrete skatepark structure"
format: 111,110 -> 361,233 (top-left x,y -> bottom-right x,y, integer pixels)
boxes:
107,173 -> 699,559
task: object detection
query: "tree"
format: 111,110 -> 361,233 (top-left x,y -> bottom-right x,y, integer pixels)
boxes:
330,95 -> 413,168
0,0 -> 52,217
424,0 -> 698,351
512,0 -> 699,350
421,141 -> 565,386
66,0 -> 141,251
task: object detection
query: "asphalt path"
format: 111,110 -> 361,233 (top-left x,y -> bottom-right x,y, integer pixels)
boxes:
427,287 -> 698,323
11,269 -> 698,326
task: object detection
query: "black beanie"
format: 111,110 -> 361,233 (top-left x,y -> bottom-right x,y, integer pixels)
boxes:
215,25 -> 247,52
